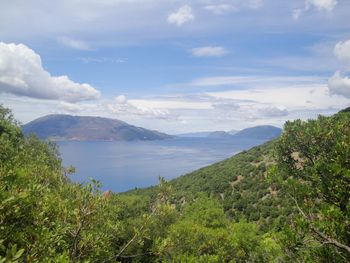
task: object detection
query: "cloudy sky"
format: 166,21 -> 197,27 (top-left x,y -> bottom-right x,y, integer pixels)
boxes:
0,0 -> 349,134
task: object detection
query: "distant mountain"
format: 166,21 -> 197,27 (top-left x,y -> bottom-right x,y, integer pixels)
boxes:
178,126 -> 280,140
177,132 -> 212,138
232,125 -> 282,140
207,131 -> 232,139
23,114 -> 173,141
228,129 -> 238,135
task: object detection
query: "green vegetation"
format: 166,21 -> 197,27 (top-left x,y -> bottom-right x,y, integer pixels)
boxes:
1,104 -> 349,262
273,112 -> 350,261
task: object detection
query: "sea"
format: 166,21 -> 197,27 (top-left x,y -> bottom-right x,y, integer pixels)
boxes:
57,137 -> 266,192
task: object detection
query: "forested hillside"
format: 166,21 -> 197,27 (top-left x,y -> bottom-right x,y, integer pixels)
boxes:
1,105 -> 349,262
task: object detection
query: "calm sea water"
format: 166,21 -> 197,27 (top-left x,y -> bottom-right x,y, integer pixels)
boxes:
57,137 -> 265,192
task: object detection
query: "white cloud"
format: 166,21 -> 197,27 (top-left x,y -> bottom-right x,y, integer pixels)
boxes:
77,57 -> 127,63
59,102 -> 83,113
167,5 -> 194,26
203,0 -> 263,15
115,95 -> 127,104
328,71 -> 350,98
108,95 -> 173,119
191,76 -> 252,86
129,99 -> 212,110
292,8 -> 303,20
2,83 -> 348,134
0,0 -> 348,46
293,0 -> 337,20
334,39 -> 350,62
212,101 -> 240,111
58,36 -> 92,50
191,46 -> 229,57
203,4 -> 236,15
306,0 -> 337,11
259,106 -> 288,117
0,42 -> 100,102
190,75 -> 325,87
207,84 -> 349,110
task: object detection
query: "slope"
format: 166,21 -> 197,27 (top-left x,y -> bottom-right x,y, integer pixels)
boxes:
128,138 -> 292,231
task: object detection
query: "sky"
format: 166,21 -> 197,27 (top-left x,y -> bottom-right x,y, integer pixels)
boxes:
0,0 -> 350,134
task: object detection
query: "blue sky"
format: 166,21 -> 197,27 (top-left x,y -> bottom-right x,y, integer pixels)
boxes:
0,0 -> 350,133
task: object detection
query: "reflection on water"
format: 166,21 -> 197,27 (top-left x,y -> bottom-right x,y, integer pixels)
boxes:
58,137 -> 265,192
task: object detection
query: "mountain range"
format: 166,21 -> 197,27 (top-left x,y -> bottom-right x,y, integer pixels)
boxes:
178,126 -> 281,140
23,114 -> 282,142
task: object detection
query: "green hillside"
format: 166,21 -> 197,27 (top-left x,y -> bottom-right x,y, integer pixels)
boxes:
129,139 -> 292,231
171,140 -> 290,227
1,104 -> 349,262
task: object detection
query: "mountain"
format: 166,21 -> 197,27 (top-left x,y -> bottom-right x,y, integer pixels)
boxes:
232,125 -> 282,140
207,131 -> 232,138
22,114 -> 173,141
178,126 -> 280,140
176,131 -> 212,138
228,129 -> 238,135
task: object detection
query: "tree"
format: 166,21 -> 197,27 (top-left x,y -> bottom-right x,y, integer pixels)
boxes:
274,111 -> 350,261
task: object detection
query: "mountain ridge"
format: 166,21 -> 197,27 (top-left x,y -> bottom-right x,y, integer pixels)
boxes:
23,114 -> 173,141
232,125 -> 282,140
178,126 -> 280,139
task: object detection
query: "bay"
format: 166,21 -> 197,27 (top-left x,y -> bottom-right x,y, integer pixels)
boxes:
57,137 -> 266,192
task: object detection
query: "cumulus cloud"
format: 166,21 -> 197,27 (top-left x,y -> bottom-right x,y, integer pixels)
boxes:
108,95 -> 172,119
293,0 -> 337,20
334,39 -> 350,62
115,95 -> 127,104
0,42 -> 100,102
167,5 -> 194,26
58,36 -> 92,50
328,71 -> 350,98
191,46 -> 229,57
328,40 -> 350,98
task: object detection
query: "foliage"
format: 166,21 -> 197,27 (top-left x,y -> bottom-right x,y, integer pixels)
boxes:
1,104 -> 349,262
157,196 -> 283,262
273,112 -> 350,261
